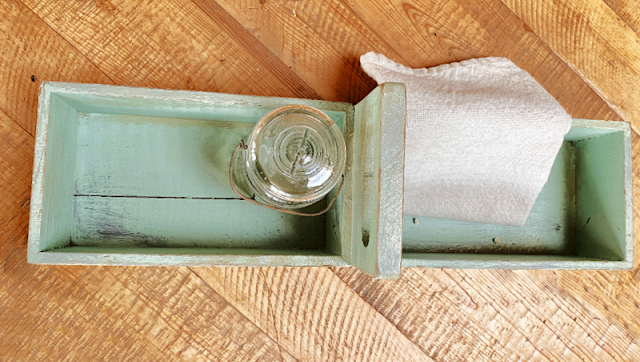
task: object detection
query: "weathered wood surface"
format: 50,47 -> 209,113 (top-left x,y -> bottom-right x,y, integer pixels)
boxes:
502,0 -> 640,133
1,0 -> 640,360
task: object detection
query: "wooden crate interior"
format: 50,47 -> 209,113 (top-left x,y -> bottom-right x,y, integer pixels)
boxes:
37,92 -> 350,261
403,123 -> 629,266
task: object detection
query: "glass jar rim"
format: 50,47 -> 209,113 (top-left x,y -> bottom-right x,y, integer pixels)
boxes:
243,104 -> 346,207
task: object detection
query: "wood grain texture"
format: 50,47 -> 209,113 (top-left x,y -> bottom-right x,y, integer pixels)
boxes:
0,0 -> 112,135
187,0 -> 322,99
192,267 -> 435,361
332,267 -> 640,361
204,0 -> 406,103
0,109 -> 32,268
603,0 -> 640,34
21,0 -> 316,100
501,0 -> 640,131
342,0 -> 623,122
2,0 -> 640,360
0,264 -> 301,361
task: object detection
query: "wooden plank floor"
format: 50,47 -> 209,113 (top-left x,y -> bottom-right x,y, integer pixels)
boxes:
1,0 -> 639,360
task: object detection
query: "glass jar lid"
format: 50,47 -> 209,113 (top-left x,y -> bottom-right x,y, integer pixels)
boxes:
244,105 -> 346,209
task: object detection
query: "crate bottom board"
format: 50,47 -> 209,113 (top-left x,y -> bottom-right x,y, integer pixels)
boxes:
71,196 -> 328,250
67,111 -> 337,252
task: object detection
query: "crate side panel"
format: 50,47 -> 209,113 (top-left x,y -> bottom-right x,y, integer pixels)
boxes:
325,105 -> 355,260
403,253 -> 631,270
55,91 -> 347,127
39,95 -> 78,251
75,112 -> 346,198
575,131 -> 627,260
42,247 -> 348,267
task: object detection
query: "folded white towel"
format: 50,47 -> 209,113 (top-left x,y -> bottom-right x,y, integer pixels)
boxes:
360,53 -> 572,226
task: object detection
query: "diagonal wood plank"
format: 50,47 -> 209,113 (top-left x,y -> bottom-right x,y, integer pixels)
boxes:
334,268 -> 522,361
342,0 -> 623,122
191,267 -> 435,361
0,109 -> 33,269
21,0 -> 316,100
0,264 -> 300,361
187,0 -> 321,100
603,0 -> 640,35
198,0 -> 406,103
0,0 -> 113,135
500,0 -> 640,131
333,267 -> 640,361
555,269 -> 640,337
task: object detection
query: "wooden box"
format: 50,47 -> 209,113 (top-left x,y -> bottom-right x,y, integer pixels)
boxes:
28,82 -> 405,278
403,119 -> 633,270
29,82 -> 633,278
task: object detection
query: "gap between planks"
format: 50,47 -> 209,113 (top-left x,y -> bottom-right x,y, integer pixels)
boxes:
74,194 -> 243,200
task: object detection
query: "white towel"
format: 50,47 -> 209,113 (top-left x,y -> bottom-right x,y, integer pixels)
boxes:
360,53 -> 572,226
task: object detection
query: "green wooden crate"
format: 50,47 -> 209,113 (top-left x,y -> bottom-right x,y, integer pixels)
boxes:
28,82 -> 633,277
28,82 -> 405,278
403,119 -> 633,270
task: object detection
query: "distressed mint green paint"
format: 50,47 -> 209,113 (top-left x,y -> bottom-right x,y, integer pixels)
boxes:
37,95 -> 78,252
54,88 -> 348,126
73,197 -> 327,250
29,82 -> 363,271
351,83 -> 406,278
47,246 -> 348,267
29,82 -> 632,273
403,119 -> 633,270
575,130 -> 627,261
401,253 -> 624,270
76,114 -> 255,198
50,246 -> 338,256
564,125 -> 620,141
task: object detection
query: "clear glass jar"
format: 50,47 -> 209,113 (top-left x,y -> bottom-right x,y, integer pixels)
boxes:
239,105 -> 346,209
